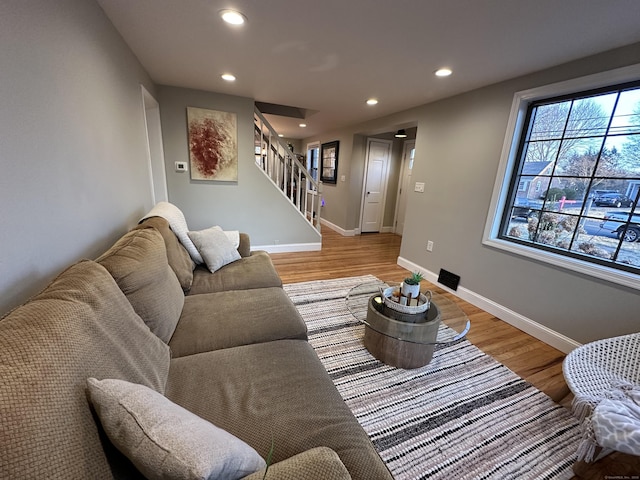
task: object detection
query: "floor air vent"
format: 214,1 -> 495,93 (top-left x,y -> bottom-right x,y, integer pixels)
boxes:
437,269 -> 460,291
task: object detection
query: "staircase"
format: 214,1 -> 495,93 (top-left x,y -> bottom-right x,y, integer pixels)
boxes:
254,107 -> 322,233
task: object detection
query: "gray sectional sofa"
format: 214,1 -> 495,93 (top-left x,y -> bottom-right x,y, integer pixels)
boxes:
0,212 -> 393,479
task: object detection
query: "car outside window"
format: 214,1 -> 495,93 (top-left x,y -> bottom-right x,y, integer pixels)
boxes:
484,66 -> 640,289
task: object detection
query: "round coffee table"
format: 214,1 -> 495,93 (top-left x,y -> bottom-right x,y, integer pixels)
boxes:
346,280 -> 470,369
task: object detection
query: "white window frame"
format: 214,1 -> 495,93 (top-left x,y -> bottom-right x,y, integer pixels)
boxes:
483,63 -> 640,291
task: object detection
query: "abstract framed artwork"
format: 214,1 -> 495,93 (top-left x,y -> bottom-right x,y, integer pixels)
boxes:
320,140 -> 339,184
187,107 -> 238,181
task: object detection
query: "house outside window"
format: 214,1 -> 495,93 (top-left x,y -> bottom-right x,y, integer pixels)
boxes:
517,179 -> 529,192
484,65 -> 640,290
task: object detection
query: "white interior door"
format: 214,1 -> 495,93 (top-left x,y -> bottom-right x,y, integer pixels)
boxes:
394,141 -> 416,235
361,139 -> 392,233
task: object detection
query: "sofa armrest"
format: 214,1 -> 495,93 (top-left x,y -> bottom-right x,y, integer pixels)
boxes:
241,447 -> 351,480
238,233 -> 251,258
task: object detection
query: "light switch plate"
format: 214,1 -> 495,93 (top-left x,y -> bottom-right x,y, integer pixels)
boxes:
414,182 -> 425,193
175,161 -> 188,172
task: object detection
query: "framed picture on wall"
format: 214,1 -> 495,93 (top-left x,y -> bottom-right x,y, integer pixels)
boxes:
320,141 -> 339,184
187,107 -> 238,182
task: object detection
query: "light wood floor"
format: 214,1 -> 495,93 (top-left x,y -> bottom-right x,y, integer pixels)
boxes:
270,227 -> 572,405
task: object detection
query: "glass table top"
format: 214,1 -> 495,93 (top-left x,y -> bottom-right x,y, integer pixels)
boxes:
346,280 -> 470,345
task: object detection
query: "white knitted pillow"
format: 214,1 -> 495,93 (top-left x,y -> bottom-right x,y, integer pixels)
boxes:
140,202 -> 204,264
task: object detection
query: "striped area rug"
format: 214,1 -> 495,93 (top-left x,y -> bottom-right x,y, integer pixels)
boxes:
284,275 -> 581,480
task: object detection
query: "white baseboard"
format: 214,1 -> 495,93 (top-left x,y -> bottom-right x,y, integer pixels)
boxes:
320,218 -> 393,236
320,218 -> 357,236
254,242 -> 322,253
397,256 -> 581,354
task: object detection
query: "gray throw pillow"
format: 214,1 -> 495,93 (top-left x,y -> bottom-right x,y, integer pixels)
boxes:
187,226 -> 241,273
86,377 -> 266,480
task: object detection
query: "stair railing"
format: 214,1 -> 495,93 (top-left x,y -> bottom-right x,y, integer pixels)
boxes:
254,107 -> 322,232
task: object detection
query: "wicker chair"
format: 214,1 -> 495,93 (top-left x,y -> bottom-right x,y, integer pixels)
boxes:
562,332 -> 640,463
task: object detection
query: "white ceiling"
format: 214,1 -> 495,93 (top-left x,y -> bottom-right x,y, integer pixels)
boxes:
97,0 -> 640,139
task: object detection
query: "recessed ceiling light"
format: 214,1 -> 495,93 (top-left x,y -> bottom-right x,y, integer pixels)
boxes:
221,73 -> 236,82
278,134 -> 284,137
219,9 -> 247,25
366,98 -> 378,105
299,123 -> 307,128
435,68 -> 452,77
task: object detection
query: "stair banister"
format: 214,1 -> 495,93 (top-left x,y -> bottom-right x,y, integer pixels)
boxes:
254,107 -> 322,232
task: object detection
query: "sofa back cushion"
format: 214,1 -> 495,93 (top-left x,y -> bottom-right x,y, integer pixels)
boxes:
97,228 -> 184,343
136,216 -> 194,292
0,260 -> 170,479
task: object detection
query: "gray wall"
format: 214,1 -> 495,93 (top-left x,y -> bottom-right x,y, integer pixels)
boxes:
157,86 -> 320,246
316,131 -> 358,230
401,44 -> 640,344
303,43 -> 640,344
1,0 -> 637,342
0,0 -> 157,315
303,118 -> 417,232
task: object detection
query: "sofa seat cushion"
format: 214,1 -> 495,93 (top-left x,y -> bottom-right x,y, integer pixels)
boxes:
188,251 -> 282,295
0,260 -> 170,479
136,216 -> 194,292
241,447 -> 352,480
87,377 -> 266,480
165,340 -> 393,480
97,228 -> 184,343
168,287 -> 307,357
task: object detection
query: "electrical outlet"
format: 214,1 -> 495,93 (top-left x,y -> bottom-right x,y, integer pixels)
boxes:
414,182 -> 425,193
427,241 -> 434,252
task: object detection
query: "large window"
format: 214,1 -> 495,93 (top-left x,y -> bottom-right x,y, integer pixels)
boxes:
485,66 -> 640,289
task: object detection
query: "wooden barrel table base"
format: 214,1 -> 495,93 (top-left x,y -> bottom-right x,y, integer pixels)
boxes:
364,294 -> 440,369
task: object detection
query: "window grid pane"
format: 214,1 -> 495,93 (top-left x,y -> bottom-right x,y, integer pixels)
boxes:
500,81 -> 640,274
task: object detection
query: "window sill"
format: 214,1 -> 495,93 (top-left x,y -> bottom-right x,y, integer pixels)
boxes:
482,236 -> 640,291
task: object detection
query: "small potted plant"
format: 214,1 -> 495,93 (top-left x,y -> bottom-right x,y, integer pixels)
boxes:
401,271 -> 423,300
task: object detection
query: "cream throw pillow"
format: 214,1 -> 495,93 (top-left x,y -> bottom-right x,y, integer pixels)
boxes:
187,226 -> 241,273
87,378 -> 266,480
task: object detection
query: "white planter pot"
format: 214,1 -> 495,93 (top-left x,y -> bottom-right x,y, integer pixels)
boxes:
401,282 -> 420,299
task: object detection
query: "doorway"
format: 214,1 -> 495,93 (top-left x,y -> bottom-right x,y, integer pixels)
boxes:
141,85 -> 168,205
360,138 -> 392,233
394,140 -> 416,235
